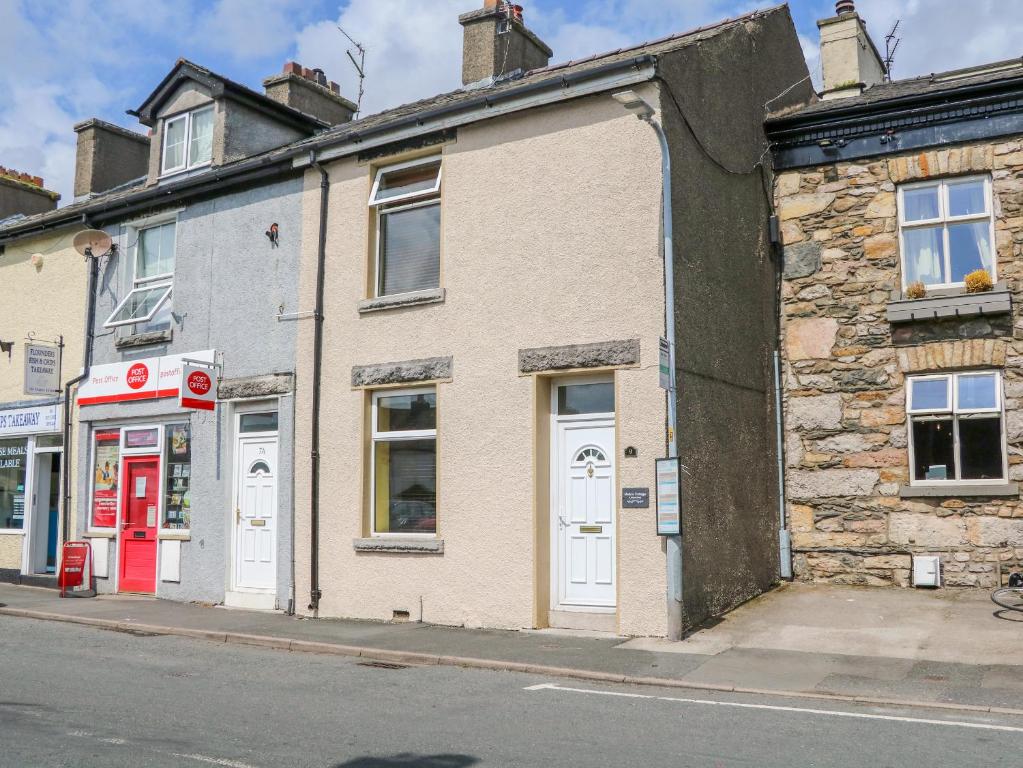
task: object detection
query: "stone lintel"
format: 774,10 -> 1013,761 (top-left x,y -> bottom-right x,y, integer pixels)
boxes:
518,339 -> 640,374
897,339 -> 1007,373
353,537 -> 444,554
351,357 -> 452,387
218,373 -> 294,400
899,483 -> 1019,499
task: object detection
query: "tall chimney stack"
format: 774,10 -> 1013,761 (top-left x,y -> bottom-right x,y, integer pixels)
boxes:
458,1 -> 552,86
0,167 -> 59,219
263,62 -> 357,126
73,119 -> 150,200
817,0 -> 886,100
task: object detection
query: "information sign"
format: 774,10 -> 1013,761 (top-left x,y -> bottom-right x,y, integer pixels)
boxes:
654,457 -> 682,536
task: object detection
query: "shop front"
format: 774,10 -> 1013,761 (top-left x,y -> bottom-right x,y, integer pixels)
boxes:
76,349 -> 292,608
0,401 -> 63,582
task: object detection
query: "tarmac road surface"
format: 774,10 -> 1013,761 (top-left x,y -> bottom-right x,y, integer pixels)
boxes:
2,616 -> 1021,767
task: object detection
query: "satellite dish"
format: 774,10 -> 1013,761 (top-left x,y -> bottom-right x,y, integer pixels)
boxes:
72,229 -> 113,257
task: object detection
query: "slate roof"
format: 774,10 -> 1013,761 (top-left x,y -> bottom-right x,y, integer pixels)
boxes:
0,4 -> 788,242
770,57 -> 1023,123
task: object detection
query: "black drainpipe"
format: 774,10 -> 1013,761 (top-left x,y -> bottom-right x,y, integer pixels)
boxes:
307,152 -> 330,614
61,230 -> 100,544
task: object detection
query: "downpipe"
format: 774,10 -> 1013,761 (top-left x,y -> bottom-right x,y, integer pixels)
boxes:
308,152 -> 330,615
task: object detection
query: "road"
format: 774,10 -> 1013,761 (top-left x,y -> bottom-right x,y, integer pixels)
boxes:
1,616 -> 1021,767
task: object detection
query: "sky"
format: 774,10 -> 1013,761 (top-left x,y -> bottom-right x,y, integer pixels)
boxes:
0,0 -> 1018,205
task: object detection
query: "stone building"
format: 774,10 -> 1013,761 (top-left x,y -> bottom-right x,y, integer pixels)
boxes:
767,1 -> 1023,588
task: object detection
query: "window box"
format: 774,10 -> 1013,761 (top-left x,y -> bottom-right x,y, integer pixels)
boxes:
887,281 -> 1011,323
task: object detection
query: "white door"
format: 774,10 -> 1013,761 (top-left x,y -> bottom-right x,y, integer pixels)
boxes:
556,422 -> 616,608
234,437 -> 278,591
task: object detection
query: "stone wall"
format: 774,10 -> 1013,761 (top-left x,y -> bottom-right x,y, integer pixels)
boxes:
777,138 -> 1023,588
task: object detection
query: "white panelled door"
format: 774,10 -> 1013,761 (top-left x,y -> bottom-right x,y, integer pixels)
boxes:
235,437 -> 278,591
556,422 -> 616,608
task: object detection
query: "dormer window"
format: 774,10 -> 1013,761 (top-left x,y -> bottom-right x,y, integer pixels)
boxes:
161,106 -> 214,175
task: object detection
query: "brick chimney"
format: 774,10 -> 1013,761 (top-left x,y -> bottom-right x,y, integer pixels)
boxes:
263,62 -> 357,125
817,0 -> 886,100
73,119 -> 150,199
0,167 -> 59,219
459,1 -> 552,86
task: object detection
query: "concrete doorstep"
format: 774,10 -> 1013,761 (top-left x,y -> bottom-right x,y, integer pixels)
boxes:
2,582 -> 1022,718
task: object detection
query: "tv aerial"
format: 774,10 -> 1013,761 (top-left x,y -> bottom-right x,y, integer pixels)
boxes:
338,24 -> 366,118
883,20 -> 901,82
72,229 -> 114,259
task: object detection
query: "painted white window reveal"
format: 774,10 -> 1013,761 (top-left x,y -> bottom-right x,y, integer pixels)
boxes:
906,371 -> 1006,485
370,387 -> 437,536
369,156 -> 442,298
105,221 -> 175,329
161,106 -> 214,175
898,175 -> 995,291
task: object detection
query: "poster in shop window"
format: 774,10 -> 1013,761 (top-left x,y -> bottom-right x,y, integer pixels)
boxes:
92,432 -> 120,528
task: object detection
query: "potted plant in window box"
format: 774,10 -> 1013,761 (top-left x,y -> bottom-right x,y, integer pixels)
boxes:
904,281 -> 926,300
964,269 -> 994,293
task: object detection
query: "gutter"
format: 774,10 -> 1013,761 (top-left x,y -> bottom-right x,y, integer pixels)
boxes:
307,153 -> 330,615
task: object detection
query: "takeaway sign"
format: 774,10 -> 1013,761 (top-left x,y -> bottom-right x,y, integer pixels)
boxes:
78,350 -> 215,406
0,403 -> 60,436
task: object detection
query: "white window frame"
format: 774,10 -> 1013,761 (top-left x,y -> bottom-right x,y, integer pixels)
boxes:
160,105 -> 214,177
104,219 -> 176,329
369,386 -> 437,537
897,174 -> 996,292
906,370 -> 1007,487
369,156 -> 442,298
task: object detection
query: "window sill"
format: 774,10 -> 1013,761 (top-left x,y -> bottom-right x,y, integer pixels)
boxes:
358,288 -> 445,314
0,529 -> 25,535
353,537 -> 444,554
115,329 -> 173,350
158,531 -> 191,541
83,530 -> 117,538
899,482 -> 1019,498
887,282 -> 1011,323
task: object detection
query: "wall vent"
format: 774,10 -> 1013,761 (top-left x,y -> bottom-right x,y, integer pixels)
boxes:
912,555 -> 941,587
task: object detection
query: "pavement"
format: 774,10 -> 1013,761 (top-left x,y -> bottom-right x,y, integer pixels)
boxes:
1,581 -> 1021,717
8,616 -> 1023,767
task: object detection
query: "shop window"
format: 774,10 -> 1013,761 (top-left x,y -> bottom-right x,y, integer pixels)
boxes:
898,176 -> 995,290
104,221 -> 175,332
369,157 -> 441,297
164,423 -> 192,529
90,430 -> 120,529
0,439 -> 28,530
371,388 -> 437,535
907,371 -> 1006,484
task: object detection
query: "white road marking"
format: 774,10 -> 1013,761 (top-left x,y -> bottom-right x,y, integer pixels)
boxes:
172,754 -> 262,768
525,683 -> 1023,734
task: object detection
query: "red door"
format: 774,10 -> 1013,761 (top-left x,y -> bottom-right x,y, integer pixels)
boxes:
119,457 -> 159,593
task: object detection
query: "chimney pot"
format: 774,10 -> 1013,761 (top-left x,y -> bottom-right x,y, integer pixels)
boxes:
283,61 -> 302,75
835,0 -> 855,14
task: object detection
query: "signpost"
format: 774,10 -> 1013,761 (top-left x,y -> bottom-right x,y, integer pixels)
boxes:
654,457 -> 681,536
24,341 -> 61,396
178,364 -> 216,411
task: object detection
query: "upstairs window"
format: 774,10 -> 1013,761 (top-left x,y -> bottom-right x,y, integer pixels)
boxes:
162,106 -> 214,175
907,371 -> 1006,485
369,157 -> 441,297
898,176 -> 995,290
104,221 -> 175,330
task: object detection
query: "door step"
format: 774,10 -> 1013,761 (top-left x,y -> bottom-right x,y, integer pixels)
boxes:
224,590 -> 278,611
548,609 -> 616,632
0,570 -> 58,589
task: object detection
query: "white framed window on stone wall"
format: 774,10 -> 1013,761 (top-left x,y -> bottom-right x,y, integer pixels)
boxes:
370,387 -> 437,536
898,175 -> 996,291
906,371 -> 1007,485
369,156 -> 442,298
161,105 -> 214,176
104,219 -> 176,331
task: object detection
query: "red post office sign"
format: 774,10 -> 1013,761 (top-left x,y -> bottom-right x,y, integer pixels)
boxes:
59,541 -> 96,598
179,364 -> 216,411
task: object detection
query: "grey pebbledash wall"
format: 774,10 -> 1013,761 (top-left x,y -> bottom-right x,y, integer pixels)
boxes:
657,11 -> 815,627
76,175 -> 304,606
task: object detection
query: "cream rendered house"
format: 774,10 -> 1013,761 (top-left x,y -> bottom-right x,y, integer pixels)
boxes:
293,3 -> 812,636
0,205 -> 85,584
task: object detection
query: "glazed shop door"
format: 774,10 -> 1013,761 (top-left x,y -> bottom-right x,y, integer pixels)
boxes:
119,457 -> 160,593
